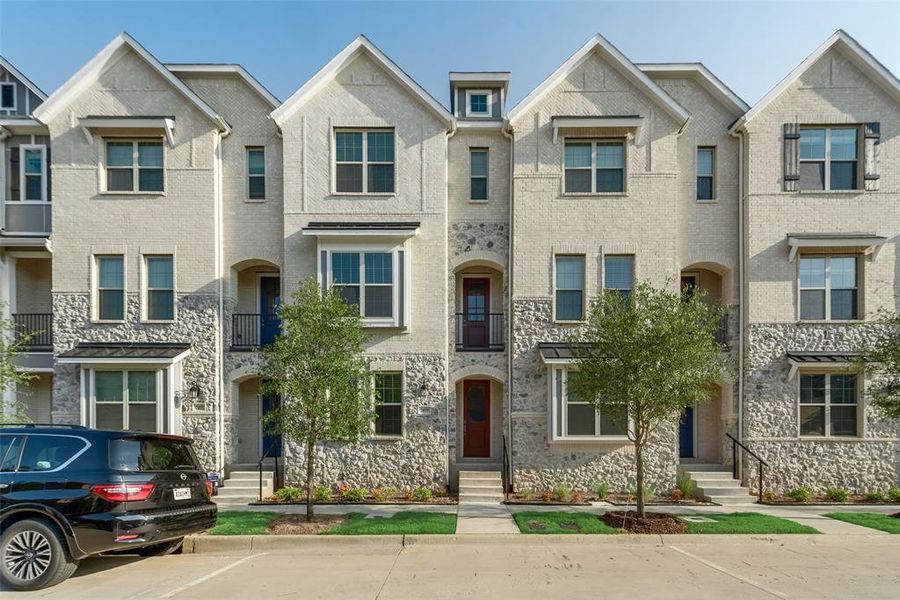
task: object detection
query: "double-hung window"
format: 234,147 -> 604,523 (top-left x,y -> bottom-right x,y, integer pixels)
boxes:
94,370 -> 161,433
604,255 -> 634,300
20,145 -> 47,201
799,127 -> 859,191
334,130 -> 395,194
105,139 -> 164,192
696,147 -> 715,201
374,372 -> 403,436
799,256 -> 858,321
145,256 -> 174,321
331,252 -> 394,319
470,148 -> 488,201
564,140 -> 625,193
0,82 -> 15,110
799,373 -> 858,437
551,367 -> 627,440
466,90 -> 490,117
247,147 -> 265,200
96,255 -> 125,321
555,256 -> 584,321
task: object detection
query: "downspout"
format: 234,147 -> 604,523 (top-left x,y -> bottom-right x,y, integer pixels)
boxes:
731,126 -> 746,481
214,124 -> 231,473
502,119 -> 514,490
445,118 -> 456,489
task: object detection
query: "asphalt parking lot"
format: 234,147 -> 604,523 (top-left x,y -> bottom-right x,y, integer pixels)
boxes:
7,534 -> 899,599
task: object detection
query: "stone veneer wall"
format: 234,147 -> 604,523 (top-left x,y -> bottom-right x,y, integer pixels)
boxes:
450,222 -> 508,256
743,323 -> 900,493
282,354 -> 448,489
51,293 -> 221,469
511,298 -> 678,492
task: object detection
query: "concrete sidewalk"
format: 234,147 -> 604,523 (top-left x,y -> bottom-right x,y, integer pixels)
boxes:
455,502 -> 519,533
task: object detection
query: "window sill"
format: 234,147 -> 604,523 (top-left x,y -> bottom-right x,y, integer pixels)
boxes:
362,321 -> 406,329
796,320 -> 865,325
92,319 -> 125,325
796,190 -> 865,195
468,199 -> 489,204
798,436 -> 861,442
98,191 -> 166,197
245,198 -> 267,204
561,192 -> 627,198
550,436 -> 630,444
466,113 -> 492,118
553,319 -> 586,326
696,199 -> 719,204
372,435 -> 404,441
330,192 -> 397,198
141,319 -> 176,325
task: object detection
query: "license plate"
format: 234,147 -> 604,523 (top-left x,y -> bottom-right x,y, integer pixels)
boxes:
173,488 -> 191,501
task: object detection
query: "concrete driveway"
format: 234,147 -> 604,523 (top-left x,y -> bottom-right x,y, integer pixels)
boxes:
7,534 -> 898,599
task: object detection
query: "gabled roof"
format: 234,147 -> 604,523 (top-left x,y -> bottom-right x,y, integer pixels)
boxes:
731,30 -> 900,133
166,63 -> 280,108
272,35 -> 452,128
636,63 -> 749,116
33,32 -> 229,133
0,56 -> 48,101
507,34 -> 690,127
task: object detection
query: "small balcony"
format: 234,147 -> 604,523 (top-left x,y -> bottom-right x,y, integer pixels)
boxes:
231,313 -> 281,351
455,312 -> 504,352
13,313 -> 53,351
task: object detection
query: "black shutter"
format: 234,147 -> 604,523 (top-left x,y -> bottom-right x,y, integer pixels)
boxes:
320,250 -> 328,294
864,122 -> 880,191
783,123 -> 800,191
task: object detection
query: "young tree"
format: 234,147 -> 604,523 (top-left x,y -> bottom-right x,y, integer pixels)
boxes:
0,310 -> 36,422
259,277 -> 374,521
858,310 -> 900,419
568,282 -> 727,517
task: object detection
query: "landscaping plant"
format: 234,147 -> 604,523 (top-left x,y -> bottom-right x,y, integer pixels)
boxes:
571,489 -> 584,504
568,282 -> 727,516
260,277 -> 374,522
382,486 -> 398,500
273,486 -> 303,502
825,487 -> 850,503
519,488 -> 535,501
342,487 -> 367,502
313,486 -> 331,502
888,487 -> 900,503
593,482 -> 610,500
857,310 -> 900,419
371,487 -> 388,501
412,487 -> 433,502
864,491 -> 887,503
553,485 -> 571,503
787,487 -> 813,503
676,472 -> 697,500
763,489 -> 778,503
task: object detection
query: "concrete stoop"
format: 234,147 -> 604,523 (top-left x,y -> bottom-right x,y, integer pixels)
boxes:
214,467 -> 275,506
458,470 -> 504,504
679,464 -> 756,506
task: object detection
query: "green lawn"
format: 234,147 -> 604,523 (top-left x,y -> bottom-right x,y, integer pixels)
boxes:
825,512 -> 900,534
327,512 -> 457,535
682,512 -> 819,534
210,511 -> 280,535
513,511 -> 618,534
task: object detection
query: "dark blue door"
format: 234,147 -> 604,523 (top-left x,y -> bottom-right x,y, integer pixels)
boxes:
261,394 -> 282,458
679,406 -> 695,459
259,276 -> 281,346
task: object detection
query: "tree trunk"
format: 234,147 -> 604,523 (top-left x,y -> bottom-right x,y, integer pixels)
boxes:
635,439 -> 645,518
305,439 -> 315,522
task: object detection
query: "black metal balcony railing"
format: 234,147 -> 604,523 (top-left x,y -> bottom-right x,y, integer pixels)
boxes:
715,313 -> 730,348
455,313 -> 504,352
13,313 -> 53,350
231,313 -> 281,350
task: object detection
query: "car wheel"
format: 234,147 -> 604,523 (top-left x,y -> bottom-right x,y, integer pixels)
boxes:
0,518 -> 79,591
135,537 -> 184,557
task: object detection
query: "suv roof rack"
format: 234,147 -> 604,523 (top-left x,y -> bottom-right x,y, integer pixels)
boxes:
0,423 -> 88,429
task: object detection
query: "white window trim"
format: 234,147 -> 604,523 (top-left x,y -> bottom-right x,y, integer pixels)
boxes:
100,138 -> 166,195
93,254 -> 126,323
696,145 -> 716,202
553,254 -> 586,323
89,368 -> 165,433
797,371 -> 861,438
18,144 -> 48,202
332,128 -> 396,196
246,146 -> 266,202
141,254 -> 176,323
549,366 -> 630,442
799,127 -> 860,192
562,137 -> 627,195
318,240 -> 410,328
465,89 -> 492,117
372,371 -> 404,439
469,147 -> 489,202
0,81 -> 17,112
797,254 -> 860,322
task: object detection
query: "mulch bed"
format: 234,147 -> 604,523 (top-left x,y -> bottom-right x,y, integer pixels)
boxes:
893,512 -> 900,519
505,499 -> 591,506
601,511 -> 687,534
267,514 -> 346,535
253,497 -> 457,506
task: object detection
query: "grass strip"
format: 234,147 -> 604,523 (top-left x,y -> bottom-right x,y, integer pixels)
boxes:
824,512 -> 900,534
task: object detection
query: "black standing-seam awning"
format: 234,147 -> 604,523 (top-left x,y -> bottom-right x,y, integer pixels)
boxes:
57,342 -> 191,364
786,351 -> 863,379
538,342 -> 594,363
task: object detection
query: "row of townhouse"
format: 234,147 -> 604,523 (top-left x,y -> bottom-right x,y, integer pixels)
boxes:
1,29 -> 897,497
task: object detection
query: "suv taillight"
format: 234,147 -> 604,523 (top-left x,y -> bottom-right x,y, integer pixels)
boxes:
91,483 -> 155,502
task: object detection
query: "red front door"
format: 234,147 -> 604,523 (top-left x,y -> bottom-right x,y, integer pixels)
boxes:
463,380 -> 491,458
463,278 -> 489,348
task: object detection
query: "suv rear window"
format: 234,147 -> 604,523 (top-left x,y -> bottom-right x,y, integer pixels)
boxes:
109,437 -> 200,471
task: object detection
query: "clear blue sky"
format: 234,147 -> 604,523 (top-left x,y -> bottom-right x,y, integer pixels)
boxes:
1,1 -> 898,108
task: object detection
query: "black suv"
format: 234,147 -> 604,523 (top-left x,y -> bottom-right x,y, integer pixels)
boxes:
0,425 -> 217,591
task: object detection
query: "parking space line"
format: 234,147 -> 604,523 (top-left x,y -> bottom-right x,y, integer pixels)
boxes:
668,545 -> 787,599
159,554 -> 266,599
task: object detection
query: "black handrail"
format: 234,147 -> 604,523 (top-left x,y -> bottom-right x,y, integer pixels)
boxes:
232,313 -> 281,350
12,313 -> 52,349
726,433 -> 768,503
454,313 -> 505,351
501,434 -> 511,501
257,438 -> 281,501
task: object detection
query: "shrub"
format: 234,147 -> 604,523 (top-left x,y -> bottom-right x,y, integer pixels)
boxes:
336,483 -> 351,497
628,486 -> 655,502
313,485 -> 331,502
787,486 -> 813,503
825,487 -> 850,503
864,491 -> 887,503
273,486 -> 303,502
402,488 -> 414,500
670,488 -> 683,502
552,485 -> 571,503
593,482 -> 610,500
341,487 -> 367,502
571,489 -> 584,504
762,489 -> 778,503
382,486 -> 399,500
371,487 -> 387,501
540,489 -> 555,502
888,487 -> 900,502
412,486 -> 433,502
676,473 -> 697,499
519,488 -> 535,501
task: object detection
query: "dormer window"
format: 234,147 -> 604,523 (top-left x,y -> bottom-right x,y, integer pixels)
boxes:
466,90 -> 491,117
0,82 -> 16,110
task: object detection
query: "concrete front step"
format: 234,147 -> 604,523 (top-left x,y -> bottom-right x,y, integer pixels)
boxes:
681,470 -> 736,480
677,463 -> 732,473
459,485 -> 503,495
459,493 -> 505,502
227,471 -> 275,481
708,494 -> 757,505
692,478 -> 743,488
698,486 -> 752,497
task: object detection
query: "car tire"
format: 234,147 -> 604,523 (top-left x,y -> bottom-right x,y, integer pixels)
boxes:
0,518 -> 79,591
135,537 -> 184,557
